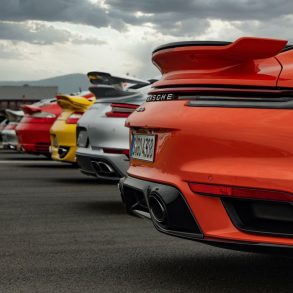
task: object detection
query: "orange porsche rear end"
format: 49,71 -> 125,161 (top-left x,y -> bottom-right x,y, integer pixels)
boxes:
120,37 -> 293,253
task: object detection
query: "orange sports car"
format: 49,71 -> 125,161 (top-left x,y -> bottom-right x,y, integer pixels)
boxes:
120,37 -> 293,253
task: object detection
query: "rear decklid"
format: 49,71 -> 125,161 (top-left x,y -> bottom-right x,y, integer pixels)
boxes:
152,37 -> 288,88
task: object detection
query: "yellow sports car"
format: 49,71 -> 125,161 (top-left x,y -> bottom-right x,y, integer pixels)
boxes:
50,92 -> 95,163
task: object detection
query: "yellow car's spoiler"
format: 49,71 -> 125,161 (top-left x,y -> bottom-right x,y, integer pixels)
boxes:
56,94 -> 95,111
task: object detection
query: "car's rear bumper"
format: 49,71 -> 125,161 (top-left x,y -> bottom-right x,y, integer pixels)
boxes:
16,123 -> 51,155
76,148 -> 129,181
120,175 -> 203,240
120,175 -> 293,253
51,145 -> 76,163
50,124 -> 76,163
21,143 -> 50,155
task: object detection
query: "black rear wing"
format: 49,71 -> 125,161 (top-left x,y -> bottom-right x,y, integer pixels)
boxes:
87,72 -> 149,87
89,85 -> 143,102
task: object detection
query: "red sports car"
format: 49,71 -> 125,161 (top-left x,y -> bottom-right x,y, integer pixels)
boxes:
16,99 -> 61,156
120,37 -> 293,253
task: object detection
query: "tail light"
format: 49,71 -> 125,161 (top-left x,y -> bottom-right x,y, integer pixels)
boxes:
189,182 -> 293,202
31,112 -> 56,118
82,92 -> 94,99
66,112 -> 83,124
106,103 -> 139,118
103,148 -> 129,156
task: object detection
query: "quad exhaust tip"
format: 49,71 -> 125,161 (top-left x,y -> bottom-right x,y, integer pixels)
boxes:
148,193 -> 167,224
92,161 -> 115,175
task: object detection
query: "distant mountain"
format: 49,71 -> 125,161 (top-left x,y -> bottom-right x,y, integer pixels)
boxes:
0,73 -> 91,94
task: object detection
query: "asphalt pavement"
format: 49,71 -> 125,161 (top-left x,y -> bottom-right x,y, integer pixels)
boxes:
0,149 -> 293,293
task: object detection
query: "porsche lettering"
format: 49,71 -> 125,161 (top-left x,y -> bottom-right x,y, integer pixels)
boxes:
146,93 -> 177,102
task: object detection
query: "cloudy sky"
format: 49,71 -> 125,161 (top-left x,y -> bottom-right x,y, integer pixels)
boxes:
1,0 -> 293,81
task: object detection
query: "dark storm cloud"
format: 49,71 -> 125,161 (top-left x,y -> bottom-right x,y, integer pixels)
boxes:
106,0 -> 293,36
0,0 -> 109,28
1,0 -> 293,38
0,21 -> 106,45
232,16 -> 293,43
106,0 -> 293,21
0,22 -> 70,45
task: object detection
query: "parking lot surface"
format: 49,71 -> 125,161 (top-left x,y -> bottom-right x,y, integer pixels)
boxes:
0,150 -> 293,292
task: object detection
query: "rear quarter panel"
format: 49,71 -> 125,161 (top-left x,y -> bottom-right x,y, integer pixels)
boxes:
78,103 -> 131,150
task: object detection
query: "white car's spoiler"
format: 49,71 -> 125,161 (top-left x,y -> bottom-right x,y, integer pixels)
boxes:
5,109 -> 24,122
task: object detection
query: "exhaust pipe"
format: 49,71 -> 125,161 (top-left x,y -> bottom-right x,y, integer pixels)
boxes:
98,161 -> 115,174
148,193 -> 167,224
119,176 -> 202,237
91,161 -> 115,176
92,161 -> 102,174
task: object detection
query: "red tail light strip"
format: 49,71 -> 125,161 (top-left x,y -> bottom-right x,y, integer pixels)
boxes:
189,182 -> 293,202
106,103 -> 139,118
103,148 -> 129,156
106,112 -> 132,118
111,103 -> 138,109
83,93 -> 94,99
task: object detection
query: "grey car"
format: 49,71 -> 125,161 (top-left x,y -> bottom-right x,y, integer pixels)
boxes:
76,72 -> 154,181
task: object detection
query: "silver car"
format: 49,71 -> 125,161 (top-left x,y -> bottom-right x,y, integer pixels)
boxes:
2,110 -> 24,150
76,72 -> 154,181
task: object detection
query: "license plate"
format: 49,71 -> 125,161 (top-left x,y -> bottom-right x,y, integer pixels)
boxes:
130,134 -> 156,162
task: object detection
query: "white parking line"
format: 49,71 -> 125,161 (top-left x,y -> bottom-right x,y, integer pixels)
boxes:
0,160 -> 60,164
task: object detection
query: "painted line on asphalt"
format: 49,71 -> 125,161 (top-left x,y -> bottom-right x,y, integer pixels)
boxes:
0,160 -> 61,164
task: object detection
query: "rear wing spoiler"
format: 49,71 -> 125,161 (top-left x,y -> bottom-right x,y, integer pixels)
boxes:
87,71 -> 149,88
5,109 -> 24,121
56,94 -> 95,111
152,37 -> 288,74
21,105 -> 42,115
88,84 -> 144,101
